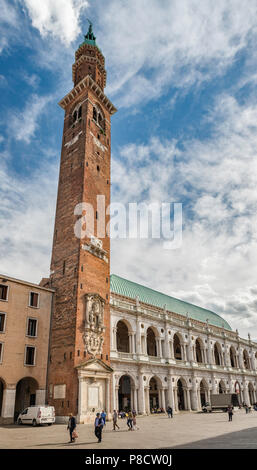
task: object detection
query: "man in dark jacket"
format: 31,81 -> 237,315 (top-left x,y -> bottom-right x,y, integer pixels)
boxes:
95,413 -> 104,442
67,413 -> 77,443
167,406 -> 173,418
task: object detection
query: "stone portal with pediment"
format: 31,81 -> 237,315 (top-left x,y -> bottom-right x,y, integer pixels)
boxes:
77,358 -> 113,423
83,293 -> 106,357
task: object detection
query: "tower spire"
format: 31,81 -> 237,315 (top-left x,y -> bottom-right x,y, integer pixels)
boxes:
85,19 -> 96,42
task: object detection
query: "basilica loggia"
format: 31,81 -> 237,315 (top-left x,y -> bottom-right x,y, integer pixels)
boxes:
109,274 -> 257,414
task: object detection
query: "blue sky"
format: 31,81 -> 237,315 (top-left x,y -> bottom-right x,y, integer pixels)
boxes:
1,0 -> 257,338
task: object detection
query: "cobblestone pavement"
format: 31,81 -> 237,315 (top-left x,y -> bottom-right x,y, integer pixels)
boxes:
0,409 -> 257,449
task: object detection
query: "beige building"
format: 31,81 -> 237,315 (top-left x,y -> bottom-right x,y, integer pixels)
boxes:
0,275 -> 54,424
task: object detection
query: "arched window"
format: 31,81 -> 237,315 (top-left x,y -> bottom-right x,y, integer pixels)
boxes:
214,342 -> 222,366
243,350 -> 250,370
116,321 -> 130,353
195,339 -> 203,363
73,110 -> 77,123
93,107 -> 97,122
174,334 -> 182,360
78,106 -> 82,119
230,346 -> 237,368
147,328 -> 157,357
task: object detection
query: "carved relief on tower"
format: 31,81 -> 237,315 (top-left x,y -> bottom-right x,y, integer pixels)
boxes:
83,293 -> 106,357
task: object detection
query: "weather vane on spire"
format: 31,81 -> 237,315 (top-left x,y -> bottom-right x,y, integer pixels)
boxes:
85,18 -> 96,41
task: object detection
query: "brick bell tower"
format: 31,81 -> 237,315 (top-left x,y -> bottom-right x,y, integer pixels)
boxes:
47,23 -> 117,423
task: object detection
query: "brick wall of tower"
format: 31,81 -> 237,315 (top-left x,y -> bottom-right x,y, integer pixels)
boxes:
47,85 -> 112,416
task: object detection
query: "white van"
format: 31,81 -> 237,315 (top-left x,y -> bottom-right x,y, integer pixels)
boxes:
17,406 -> 55,426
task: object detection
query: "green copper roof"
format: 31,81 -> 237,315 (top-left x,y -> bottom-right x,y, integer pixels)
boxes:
78,21 -> 102,52
110,274 -> 232,331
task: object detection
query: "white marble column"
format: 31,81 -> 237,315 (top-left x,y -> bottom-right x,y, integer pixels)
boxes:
159,339 -> 163,358
207,338 -> 213,365
190,381 -> 198,411
243,385 -> 250,405
164,330 -> 171,359
186,389 -> 191,410
161,389 -> 166,409
174,388 -> 178,411
138,374 -> 145,414
145,387 -> 150,414
115,386 -> 119,411
77,377 -> 84,421
167,376 -> 175,410
112,376 -> 117,411
136,320 -> 141,354
170,340 -> 174,359
106,378 -> 110,416
133,388 -> 138,413
183,344 -> 187,361
239,348 -> 244,369
113,327 -> 117,350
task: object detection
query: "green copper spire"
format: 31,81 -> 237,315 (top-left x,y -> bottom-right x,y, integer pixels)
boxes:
78,19 -> 101,52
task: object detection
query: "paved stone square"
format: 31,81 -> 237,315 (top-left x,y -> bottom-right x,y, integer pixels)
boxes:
0,409 -> 257,449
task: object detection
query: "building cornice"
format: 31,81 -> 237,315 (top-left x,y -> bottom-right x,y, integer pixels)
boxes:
58,75 -> 117,115
0,274 -> 55,293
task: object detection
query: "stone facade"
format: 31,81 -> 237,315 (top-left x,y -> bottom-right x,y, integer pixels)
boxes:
110,293 -> 257,413
0,275 -> 53,424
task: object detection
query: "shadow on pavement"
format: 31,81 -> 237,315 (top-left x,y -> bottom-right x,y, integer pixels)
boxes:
161,427 -> 257,449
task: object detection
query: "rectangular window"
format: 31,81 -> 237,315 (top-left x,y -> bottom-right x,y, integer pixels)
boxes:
29,292 -> 39,308
27,318 -> 37,337
0,342 -> 3,363
0,313 -> 6,332
0,285 -> 8,301
25,346 -> 35,366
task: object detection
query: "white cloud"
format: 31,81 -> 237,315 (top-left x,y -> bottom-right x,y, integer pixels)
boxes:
0,0 -> 20,53
111,93 -> 257,338
8,94 -> 53,144
95,0 -> 257,106
0,156 -> 58,282
22,0 -> 89,45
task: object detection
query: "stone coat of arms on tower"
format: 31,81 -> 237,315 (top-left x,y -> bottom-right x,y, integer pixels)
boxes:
83,293 -> 105,357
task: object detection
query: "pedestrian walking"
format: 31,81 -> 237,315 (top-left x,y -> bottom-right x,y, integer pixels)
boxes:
167,406 -> 173,418
67,413 -> 77,443
127,411 -> 133,431
227,405 -> 233,422
132,411 -> 139,430
94,413 -> 104,443
101,410 -> 107,427
245,405 -> 249,414
113,409 -> 120,431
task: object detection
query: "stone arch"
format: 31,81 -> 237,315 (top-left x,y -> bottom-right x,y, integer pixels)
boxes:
195,337 -> 204,363
248,382 -> 255,405
147,327 -> 157,357
173,333 -> 183,360
176,377 -> 187,410
0,377 -> 6,418
243,349 -> 250,370
118,374 -> 136,412
14,377 -> 39,421
218,379 -> 226,394
214,342 -> 222,366
200,379 -> 209,406
230,346 -> 237,368
149,376 -> 162,411
116,319 -> 132,353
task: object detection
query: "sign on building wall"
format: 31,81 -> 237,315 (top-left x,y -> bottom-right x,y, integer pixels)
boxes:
53,384 -> 66,399
88,386 -> 99,407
